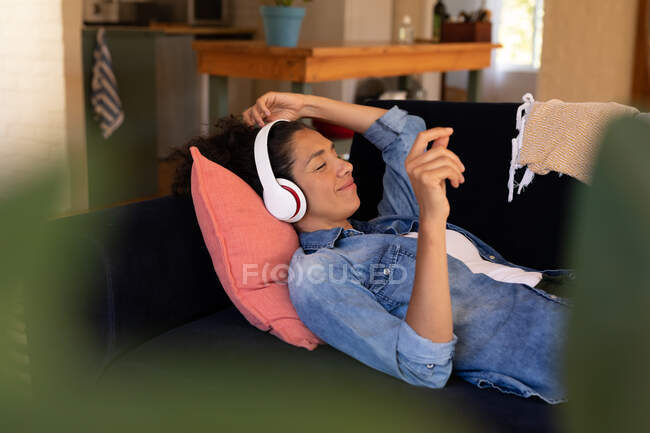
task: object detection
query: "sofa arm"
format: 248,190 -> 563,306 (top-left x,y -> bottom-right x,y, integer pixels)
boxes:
27,195 -> 232,378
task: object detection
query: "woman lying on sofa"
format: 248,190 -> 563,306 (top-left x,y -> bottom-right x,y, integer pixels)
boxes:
172,91 -> 570,404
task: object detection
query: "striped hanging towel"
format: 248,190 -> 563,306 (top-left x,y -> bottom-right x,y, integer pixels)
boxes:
507,93 -> 640,202
91,28 -> 124,139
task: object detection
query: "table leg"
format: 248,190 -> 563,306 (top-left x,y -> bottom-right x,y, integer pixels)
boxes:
291,82 -> 312,94
199,74 -> 228,135
467,70 -> 482,102
398,75 -> 409,92
441,72 -> 447,101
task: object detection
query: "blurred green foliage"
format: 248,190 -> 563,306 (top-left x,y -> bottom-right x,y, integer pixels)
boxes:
563,116 -> 650,432
1,166 -> 63,432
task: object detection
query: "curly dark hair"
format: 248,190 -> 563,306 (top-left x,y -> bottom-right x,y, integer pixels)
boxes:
168,116 -> 311,198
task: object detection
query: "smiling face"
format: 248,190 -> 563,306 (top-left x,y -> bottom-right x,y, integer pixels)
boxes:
288,128 -> 360,232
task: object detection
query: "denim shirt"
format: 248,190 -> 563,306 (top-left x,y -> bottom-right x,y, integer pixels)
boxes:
288,107 -> 571,404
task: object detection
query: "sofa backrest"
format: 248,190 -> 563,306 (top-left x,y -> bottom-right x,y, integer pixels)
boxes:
349,100 -> 587,270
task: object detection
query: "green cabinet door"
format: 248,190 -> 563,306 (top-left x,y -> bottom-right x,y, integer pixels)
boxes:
82,29 -> 160,209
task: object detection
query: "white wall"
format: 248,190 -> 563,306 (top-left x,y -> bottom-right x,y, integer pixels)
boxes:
393,0 -> 442,100
538,0 -> 639,103
342,0 -> 395,102
0,0 -> 70,212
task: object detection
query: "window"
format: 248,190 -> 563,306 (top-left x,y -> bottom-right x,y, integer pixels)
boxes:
496,0 -> 544,68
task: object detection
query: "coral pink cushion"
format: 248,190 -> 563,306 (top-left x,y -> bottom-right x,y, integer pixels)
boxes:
189,147 -> 323,350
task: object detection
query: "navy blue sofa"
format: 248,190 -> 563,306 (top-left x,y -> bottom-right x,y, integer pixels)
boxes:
28,100 -> 586,433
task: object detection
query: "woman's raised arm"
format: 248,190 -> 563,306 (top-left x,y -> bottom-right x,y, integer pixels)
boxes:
243,92 -> 387,134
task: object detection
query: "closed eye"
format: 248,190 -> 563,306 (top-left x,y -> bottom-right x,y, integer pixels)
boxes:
314,153 -> 343,172
312,144 -> 339,172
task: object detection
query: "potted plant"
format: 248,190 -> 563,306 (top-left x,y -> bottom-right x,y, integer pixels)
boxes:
260,1 -> 312,47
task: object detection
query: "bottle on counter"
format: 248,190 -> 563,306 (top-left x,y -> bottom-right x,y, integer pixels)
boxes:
397,15 -> 415,44
432,0 -> 447,43
477,0 -> 492,22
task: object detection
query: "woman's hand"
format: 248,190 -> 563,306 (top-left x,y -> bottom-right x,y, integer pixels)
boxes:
242,92 -> 306,127
406,128 -> 459,344
405,127 -> 465,222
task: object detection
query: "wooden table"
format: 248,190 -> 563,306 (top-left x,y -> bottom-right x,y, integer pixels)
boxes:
192,40 -> 501,130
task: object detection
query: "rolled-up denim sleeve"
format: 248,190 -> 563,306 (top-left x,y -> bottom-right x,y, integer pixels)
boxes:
396,319 -> 456,386
289,250 -> 456,389
362,106 -> 426,218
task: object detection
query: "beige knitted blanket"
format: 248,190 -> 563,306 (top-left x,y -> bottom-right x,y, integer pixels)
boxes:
508,94 -> 640,202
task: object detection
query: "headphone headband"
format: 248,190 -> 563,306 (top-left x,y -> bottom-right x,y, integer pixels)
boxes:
253,119 -> 307,223
253,119 -> 289,193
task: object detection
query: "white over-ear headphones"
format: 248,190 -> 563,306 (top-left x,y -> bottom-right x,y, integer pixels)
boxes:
254,119 -> 307,223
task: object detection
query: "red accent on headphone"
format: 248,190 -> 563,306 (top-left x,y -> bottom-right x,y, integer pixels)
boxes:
281,185 -> 301,219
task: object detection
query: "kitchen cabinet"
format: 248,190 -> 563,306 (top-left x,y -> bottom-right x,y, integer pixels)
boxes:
82,25 -> 255,209
82,28 -> 160,209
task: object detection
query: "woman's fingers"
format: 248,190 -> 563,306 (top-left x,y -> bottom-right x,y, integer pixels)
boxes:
243,91 -> 306,126
243,107 -> 261,127
407,127 -> 454,160
256,97 -> 272,118
406,146 -> 465,176
244,95 -> 278,127
243,109 -> 255,126
413,159 -> 465,185
431,134 -> 450,149
425,165 -> 464,189
412,160 -> 465,189
412,148 -> 465,174
242,104 -> 268,127
252,106 -> 266,127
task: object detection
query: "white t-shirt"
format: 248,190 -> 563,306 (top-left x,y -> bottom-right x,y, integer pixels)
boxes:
402,231 -> 543,288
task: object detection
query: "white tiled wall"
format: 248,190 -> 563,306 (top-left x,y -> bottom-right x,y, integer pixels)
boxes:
0,0 -> 69,212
